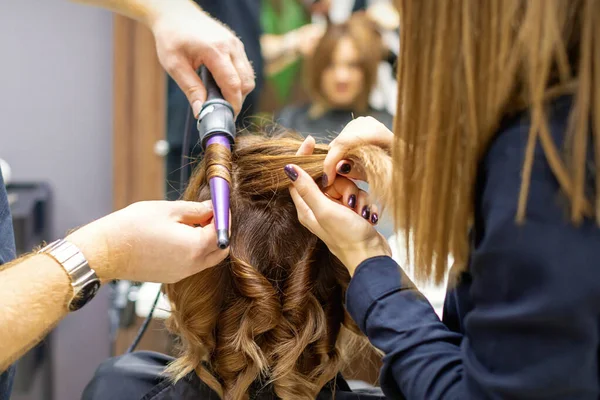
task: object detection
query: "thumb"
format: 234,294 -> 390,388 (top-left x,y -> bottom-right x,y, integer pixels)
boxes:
170,200 -> 214,226
169,61 -> 207,117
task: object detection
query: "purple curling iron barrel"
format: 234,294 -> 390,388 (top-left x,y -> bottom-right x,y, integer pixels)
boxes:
197,67 -> 236,249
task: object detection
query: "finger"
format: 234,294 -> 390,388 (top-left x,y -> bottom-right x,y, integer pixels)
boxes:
230,42 -> 256,98
202,245 -> 230,269
283,164 -> 330,219
195,219 -> 230,264
369,204 -> 380,225
335,160 -> 366,181
356,190 -> 371,220
296,135 -> 316,156
289,186 -> 323,236
204,53 -> 243,117
324,177 -> 359,209
170,200 -> 214,226
168,60 -> 207,118
323,144 -> 346,187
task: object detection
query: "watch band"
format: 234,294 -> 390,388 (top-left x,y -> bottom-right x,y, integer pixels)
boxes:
39,239 -> 101,311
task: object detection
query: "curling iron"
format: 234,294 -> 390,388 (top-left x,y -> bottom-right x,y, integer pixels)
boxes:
126,67 -> 235,354
196,66 -> 236,249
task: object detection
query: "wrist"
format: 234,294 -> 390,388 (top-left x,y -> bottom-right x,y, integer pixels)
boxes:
338,241 -> 391,276
146,0 -> 202,33
66,223 -> 114,282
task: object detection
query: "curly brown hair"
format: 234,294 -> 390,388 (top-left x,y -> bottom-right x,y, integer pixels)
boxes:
164,131 -> 390,399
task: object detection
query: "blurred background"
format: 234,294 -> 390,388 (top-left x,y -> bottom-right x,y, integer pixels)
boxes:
1,1 -> 444,399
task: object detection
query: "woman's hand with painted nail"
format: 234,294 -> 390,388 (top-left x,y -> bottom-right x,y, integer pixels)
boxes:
323,116 -> 394,186
284,163 -> 391,276
296,136 -> 380,226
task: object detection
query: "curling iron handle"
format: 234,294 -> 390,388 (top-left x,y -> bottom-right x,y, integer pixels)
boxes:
200,66 -> 223,102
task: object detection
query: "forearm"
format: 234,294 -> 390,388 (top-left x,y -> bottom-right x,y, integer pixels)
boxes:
71,0 -> 202,27
0,255 -> 71,372
261,33 -> 297,63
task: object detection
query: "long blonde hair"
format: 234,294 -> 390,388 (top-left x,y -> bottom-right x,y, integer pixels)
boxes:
394,0 -> 600,283
164,131 -> 389,399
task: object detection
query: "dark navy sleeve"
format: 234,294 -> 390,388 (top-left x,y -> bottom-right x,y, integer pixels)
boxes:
346,101 -> 600,399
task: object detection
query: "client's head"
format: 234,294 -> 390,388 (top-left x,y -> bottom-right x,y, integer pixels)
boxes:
164,130 -> 389,400
306,15 -> 383,113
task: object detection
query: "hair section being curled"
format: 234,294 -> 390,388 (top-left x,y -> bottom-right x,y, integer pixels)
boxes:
164,130 -> 390,400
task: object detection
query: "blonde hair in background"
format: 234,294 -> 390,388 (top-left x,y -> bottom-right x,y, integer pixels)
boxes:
393,0 -> 600,284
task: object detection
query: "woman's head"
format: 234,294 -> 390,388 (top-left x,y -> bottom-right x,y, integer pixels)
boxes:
306,16 -> 382,112
392,0 -> 600,283
164,131 -> 389,399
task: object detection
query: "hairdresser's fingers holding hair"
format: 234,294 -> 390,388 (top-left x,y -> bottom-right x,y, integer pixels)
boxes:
296,135 -> 316,156
323,177 -> 359,210
323,116 -> 394,187
285,165 -> 390,274
150,1 -> 254,117
68,200 -> 228,284
171,200 -> 215,226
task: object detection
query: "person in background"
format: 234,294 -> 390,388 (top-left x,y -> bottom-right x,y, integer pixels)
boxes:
277,15 -> 393,143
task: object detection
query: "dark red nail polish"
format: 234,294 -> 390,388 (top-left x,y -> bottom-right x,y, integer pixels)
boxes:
338,163 -> 352,174
348,194 -> 356,208
284,165 -> 298,181
321,174 -> 329,187
361,206 -> 370,220
371,213 -> 379,225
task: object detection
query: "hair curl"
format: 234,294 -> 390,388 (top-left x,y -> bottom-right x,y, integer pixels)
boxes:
164,130 -> 390,400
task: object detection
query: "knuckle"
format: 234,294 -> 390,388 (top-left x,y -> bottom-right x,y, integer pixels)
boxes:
163,56 -> 183,73
231,36 -> 242,49
215,40 -> 231,53
227,74 -> 242,91
242,75 -> 256,93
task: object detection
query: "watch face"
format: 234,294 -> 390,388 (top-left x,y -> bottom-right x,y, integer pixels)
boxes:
69,279 -> 101,311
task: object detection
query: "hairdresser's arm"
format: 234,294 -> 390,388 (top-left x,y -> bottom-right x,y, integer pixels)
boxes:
72,0 -> 254,116
287,153 -> 600,398
261,24 -> 325,76
0,200 -> 226,372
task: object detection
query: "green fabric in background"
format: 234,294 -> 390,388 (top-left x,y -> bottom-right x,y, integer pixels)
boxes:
261,0 -> 309,103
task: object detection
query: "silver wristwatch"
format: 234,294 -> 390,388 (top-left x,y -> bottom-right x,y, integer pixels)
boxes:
39,239 -> 101,311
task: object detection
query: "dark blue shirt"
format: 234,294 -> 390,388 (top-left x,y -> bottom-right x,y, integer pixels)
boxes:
0,167 -> 16,400
346,96 -> 600,399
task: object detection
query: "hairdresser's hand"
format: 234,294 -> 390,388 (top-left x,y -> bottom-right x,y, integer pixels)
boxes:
285,163 -> 391,275
323,116 -> 394,187
67,200 -> 228,283
297,135 -> 381,224
150,1 -> 255,117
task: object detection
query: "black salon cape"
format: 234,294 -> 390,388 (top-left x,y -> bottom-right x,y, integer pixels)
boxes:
345,95 -> 600,399
82,351 -> 386,400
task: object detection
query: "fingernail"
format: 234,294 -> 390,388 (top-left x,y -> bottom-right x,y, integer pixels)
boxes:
348,194 -> 356,208
338,163 -> 352,174
370,213 -> 379,225
284,165 -> 298,181
361,206 -> 370,220
321,174 -> 329,187
192,101 -> 203,118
